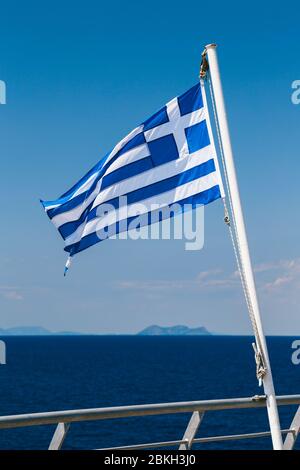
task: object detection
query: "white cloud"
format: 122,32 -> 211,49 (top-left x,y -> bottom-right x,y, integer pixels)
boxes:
258,258 -> 300,292
114,268 -> 238,293
254,262 -> 281,273
114,258 -> 300,298
0,286 -> 23,301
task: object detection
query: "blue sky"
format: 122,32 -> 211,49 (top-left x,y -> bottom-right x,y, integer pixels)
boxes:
0,0 -> 299,334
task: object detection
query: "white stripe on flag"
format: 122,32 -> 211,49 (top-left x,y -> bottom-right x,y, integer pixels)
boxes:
104,143 -> 150,176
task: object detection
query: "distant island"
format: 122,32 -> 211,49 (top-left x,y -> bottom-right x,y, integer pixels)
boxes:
0,325 -> 211,336
137,325 -> 211,336
0,327 -> 79,336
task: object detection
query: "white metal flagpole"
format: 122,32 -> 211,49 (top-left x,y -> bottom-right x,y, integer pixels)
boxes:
205,43 -> 283,450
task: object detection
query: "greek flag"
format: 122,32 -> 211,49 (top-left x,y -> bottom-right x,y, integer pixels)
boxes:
41,81 -> 224,272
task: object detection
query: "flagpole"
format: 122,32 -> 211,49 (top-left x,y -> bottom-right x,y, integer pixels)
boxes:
205,43 -> 283,450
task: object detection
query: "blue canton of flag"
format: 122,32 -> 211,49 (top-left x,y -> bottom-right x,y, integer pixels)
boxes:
41,81 -> 224,270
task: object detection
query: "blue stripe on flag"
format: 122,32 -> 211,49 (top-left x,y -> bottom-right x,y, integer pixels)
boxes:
116,132 -> 146,158
178,83 -> 203,116
143,106 -> 169,131
58,200 -> 95,240
101,157 -> 154,190
87,158 -> 216,222
65,185 -> 221,254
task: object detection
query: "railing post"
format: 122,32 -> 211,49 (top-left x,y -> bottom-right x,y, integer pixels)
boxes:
48,422 -> 70,450
179,411 -> 205,450
283,406 -> 300,450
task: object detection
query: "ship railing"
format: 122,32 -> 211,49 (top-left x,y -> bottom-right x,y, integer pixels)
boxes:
0,394 -> 299,450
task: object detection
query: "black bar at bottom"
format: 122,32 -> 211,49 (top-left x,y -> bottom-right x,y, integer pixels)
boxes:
0,450 -> 298,466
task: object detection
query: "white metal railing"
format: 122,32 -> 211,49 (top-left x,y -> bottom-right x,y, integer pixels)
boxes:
0,394 -> 299,450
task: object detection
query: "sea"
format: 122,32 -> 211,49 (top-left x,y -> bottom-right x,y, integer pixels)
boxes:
0,336 -> 299,450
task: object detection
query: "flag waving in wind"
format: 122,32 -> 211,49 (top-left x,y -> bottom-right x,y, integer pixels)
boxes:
41,81 -> 224,272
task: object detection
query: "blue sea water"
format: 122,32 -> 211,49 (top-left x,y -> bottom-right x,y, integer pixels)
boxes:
0,336 -> 299,450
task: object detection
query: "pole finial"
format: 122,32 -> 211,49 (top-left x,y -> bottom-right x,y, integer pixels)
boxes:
200,44 -> 217,78
205,43 -> 217,50
200,48 -> 209,79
